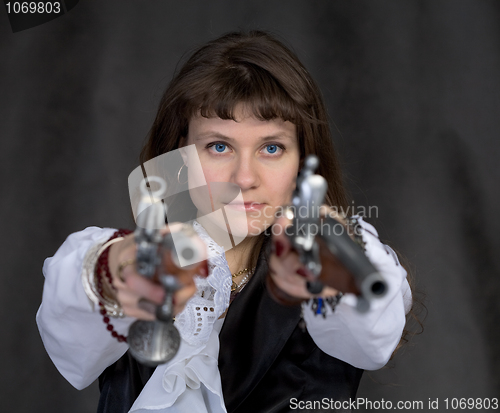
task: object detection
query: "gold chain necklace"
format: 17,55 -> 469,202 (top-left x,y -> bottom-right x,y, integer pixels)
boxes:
231,267 -> 255,292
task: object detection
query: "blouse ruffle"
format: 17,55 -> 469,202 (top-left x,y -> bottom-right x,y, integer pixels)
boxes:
130,221 -> 230,412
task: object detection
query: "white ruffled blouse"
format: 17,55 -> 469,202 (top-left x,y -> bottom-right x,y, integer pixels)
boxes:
36,218 -> 411,413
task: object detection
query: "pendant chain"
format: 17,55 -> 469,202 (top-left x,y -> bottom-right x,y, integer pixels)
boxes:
231,267 -> 256,292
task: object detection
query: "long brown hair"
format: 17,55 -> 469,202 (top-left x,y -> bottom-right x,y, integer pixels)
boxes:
140,31 -> 347,211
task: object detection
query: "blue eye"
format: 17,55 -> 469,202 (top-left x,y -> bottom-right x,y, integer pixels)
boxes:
266,144 -> 278,154
214,143 -> 226,153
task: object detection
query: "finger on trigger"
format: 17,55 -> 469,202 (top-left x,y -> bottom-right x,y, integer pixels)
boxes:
125,274 -> 165,304
124,308 -> 157,321
116,261 -> 136,285
137,298 -> 157,315
269,257 -> 311,299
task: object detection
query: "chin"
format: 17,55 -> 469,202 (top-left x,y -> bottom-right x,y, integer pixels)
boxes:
224,215 -> 269,239
245,217 -> 274,237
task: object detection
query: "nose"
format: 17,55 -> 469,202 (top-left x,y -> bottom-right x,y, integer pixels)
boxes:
231,153 -> 260,191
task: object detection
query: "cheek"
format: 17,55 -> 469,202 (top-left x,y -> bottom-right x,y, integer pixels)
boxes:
265,170 -> 297,205
195,151 -> 228,184
200,166 -> 223,184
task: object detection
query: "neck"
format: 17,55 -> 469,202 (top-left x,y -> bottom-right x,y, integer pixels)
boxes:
196,212 -> 262,274
224,235 -> 259,275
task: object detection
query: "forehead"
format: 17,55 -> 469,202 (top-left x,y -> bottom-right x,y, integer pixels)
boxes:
188,105 -> 297,142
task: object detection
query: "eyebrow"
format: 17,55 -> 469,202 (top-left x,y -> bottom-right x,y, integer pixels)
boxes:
194,132 -> 294,142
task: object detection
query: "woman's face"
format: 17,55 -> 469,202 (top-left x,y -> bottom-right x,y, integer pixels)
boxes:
185,104 -> 300,238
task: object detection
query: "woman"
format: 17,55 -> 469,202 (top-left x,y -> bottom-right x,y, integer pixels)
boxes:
37,31 -> 412,413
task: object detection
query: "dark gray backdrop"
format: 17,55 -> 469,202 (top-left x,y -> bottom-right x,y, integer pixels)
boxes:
1,1 -> 499,412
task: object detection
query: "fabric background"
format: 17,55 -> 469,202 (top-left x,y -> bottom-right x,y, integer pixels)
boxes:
1,1 -> 499,411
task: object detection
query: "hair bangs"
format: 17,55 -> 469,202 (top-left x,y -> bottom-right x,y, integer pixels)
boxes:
187,63 -> 303,124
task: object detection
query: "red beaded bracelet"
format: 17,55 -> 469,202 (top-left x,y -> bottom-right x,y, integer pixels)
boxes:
95,229 -> 132,343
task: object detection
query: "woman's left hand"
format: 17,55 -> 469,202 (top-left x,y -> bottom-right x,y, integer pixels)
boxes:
268,205 -> 343,302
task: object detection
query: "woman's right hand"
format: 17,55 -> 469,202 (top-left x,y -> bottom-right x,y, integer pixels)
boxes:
107,225 -> 207,320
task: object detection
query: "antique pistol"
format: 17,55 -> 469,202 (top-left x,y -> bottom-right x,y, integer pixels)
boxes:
278,155 -> 387,312
128,176 -> 203,366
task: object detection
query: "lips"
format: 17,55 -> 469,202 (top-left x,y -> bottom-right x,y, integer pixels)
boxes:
224,201 -> 266,211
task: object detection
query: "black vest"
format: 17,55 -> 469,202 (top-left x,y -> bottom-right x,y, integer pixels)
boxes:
97,237 -> 363,413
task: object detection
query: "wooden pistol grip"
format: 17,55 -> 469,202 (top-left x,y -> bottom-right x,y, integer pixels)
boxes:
316,236 -> 360,295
